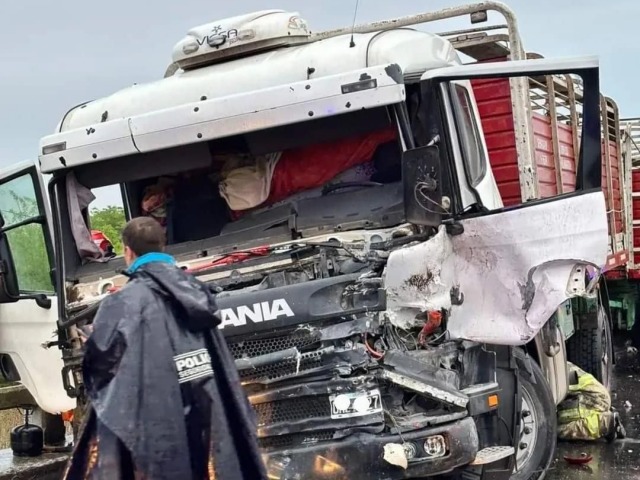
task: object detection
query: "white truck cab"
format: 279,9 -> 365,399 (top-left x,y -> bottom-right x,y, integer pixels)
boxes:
0,3 -> 610,479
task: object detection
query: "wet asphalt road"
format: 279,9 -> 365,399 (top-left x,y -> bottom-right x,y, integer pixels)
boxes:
547,336 -> 640,480
2,338 -> 640,479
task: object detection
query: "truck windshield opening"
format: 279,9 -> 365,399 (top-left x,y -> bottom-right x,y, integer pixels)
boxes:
55,106 -> 406,282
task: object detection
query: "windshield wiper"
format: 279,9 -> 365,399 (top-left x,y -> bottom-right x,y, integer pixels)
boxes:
321,181 -> 383,196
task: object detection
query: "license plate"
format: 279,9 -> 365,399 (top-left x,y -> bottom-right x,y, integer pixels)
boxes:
329,389 -> 383,419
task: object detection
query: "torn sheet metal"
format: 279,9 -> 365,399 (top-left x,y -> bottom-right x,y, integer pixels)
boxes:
385,191 -> 608,345
380,370 -> 468,409
384,227 -> 454,329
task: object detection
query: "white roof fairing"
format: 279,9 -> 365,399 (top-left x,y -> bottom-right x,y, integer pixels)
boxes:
39,29 -> 460,173
58,30 -> 459,132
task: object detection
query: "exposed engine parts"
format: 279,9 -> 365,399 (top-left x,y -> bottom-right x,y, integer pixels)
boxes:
200,233 -> 492,453
65,229 -> 499,460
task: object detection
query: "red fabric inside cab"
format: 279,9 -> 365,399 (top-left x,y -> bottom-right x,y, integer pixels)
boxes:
266,127 -> 398,205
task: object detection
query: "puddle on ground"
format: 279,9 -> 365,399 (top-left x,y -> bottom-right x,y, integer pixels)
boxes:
547,337 -> 640,479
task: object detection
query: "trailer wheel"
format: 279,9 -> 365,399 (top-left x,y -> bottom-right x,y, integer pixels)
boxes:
512,354 -> 556,480
567,306 -> 613,390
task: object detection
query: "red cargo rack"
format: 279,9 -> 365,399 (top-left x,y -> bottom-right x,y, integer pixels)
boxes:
448,32 -> 629,275
621,118 -> 640,279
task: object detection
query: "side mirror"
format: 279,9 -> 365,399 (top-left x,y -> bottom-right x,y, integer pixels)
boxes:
0,167 -> 54,309
0,216 -> 51,309
402,145 -> 443,227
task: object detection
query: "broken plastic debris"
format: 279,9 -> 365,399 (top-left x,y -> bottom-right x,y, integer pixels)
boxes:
383,443 -> 408,469
295,349 -> 302,375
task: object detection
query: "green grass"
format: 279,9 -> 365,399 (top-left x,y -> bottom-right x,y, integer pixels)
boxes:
0,409 -> 23,449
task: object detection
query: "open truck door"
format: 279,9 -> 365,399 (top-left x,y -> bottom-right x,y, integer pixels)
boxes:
416,56 -> 606,345
0,162 -> 75,414
387,56 -> 607,479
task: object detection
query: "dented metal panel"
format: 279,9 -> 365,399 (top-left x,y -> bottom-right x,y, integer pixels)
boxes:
385,191 -> 608,344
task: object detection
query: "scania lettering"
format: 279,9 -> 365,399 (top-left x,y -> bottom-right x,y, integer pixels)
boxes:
0,3 -> 619,480
218,299 -> 295,329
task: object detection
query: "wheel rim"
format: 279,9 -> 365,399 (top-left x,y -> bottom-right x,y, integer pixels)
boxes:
516,387 -> 539,470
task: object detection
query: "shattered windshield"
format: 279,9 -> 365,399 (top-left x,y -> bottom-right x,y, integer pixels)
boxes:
57,108 -> 405,281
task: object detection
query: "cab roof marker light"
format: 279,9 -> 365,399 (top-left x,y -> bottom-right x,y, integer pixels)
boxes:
42,142 -> 67,155
341,78 -> 377,94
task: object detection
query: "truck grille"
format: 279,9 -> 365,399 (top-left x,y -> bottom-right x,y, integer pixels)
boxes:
238,350 -> 325,384
253,395 -> 331,427
228,330 -> 320,360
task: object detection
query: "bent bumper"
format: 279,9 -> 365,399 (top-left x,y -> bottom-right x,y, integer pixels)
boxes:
263,417 -> 478,479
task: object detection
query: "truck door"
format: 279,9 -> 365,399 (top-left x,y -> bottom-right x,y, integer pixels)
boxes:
0,162 -> 75,414
398,56 -> 606,346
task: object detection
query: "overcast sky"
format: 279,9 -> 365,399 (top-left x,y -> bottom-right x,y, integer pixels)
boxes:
2,1 -> 635,206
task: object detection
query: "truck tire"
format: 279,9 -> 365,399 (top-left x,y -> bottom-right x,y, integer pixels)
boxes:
567,306 -> 613,390
512,353 -> 556,480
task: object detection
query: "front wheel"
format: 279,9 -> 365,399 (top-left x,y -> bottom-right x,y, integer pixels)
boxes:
567,306 -> 613,390
511,354 -> 556,480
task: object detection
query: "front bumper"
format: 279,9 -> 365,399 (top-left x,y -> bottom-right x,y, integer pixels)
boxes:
263,417 -> 478,480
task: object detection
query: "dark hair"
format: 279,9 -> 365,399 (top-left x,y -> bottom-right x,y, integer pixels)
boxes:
121,217 -> 166,256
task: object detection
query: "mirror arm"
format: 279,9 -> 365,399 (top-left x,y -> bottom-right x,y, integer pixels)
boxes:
0,215 -> 47,235
58,301 -> 101,329
0,278 -> 51,310
20,294 -> 52,310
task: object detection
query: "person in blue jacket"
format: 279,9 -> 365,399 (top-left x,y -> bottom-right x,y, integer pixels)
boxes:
64,216 -> 266,480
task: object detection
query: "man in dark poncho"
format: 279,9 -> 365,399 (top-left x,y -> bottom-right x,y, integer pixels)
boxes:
64,217 -> 266,480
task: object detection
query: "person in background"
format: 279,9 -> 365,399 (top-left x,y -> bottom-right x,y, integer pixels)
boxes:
557,362 -> 625,442
64,217 -> 266,480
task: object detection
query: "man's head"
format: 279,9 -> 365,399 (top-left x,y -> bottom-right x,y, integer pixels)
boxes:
121,217 -> 166,266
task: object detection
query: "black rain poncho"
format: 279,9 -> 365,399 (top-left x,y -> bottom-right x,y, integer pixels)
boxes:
63,260 -> 267,480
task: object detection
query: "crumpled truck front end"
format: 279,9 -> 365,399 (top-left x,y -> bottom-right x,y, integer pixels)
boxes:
214,191 -> 608,479
216,271 -> 502,479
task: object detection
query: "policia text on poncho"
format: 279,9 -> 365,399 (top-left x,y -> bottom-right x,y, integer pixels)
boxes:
63,256 -> 267,480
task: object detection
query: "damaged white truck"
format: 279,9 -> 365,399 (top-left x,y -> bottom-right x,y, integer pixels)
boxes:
0,3 -> 613,479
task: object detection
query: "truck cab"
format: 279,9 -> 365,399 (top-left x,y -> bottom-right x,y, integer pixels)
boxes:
0,3 -> 611,479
